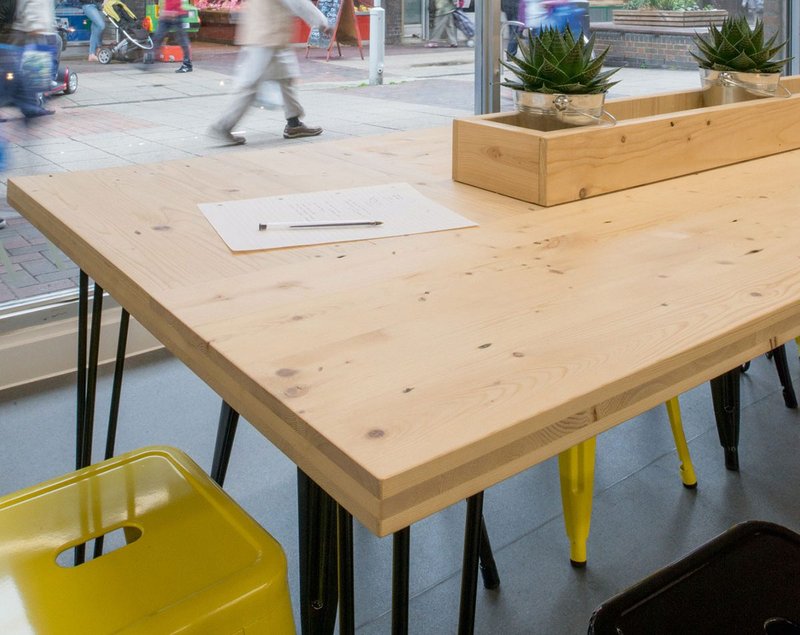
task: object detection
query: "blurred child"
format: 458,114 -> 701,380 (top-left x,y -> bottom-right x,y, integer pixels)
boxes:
143,0 -> 192,72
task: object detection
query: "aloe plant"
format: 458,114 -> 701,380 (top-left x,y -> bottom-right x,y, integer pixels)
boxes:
500,26 -> 619,95
692,16 -> 791,73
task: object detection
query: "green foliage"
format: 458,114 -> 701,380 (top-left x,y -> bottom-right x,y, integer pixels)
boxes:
500,25 -> 619,95
623,0 -> 704,9
692,16 -> 791,73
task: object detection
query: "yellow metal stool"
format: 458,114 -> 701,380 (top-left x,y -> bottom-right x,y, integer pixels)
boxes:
559,397 -> 697,566
0,446 -> 295,634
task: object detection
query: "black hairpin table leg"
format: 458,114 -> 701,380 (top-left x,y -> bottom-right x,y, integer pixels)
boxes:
770,344 -> 798,409
392,527 -> 410,635
75,275 -> 103,565
210,401 -> 240,486
92,307 -> 130,559
298,468 -> 339,635
710,367 -> 741,471
478,514 -> 500,590
458,492 -> 485,634
338,505 -> 355,635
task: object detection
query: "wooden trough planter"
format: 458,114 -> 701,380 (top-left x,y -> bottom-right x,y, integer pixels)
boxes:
612,9 -> 727,27
452,76 -> 800,207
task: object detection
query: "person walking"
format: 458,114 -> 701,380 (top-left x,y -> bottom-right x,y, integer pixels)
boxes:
426,0 -> 457,48
208,0 -> 330,145
82,0 -> 106,61
0,0 -> 57,118
143,0 -> 192,73
501,0 -> 521,57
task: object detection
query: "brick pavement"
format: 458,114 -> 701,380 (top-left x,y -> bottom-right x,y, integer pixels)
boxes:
0,40 -> 480,303
0,214 -> 79,301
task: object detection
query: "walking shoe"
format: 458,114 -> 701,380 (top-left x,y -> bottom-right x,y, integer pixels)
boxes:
283,122 -> 323,139
88,53 -> 98,62
208,125 -> 246,146
25,108 -> 55,119
0,219 -> 6,230
175,63 -> 192,73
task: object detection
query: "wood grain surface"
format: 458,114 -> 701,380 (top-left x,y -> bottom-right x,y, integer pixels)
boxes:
9,127 -> 800,535
454,76 -> 800,206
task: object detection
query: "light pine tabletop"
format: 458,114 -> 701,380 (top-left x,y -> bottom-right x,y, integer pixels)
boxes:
9,126 -> 800,535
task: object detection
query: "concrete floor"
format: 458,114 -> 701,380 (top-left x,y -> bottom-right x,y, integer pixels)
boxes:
1,343 -> 799,633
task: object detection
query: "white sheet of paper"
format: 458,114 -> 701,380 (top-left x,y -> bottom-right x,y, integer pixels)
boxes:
198,183 -> 478,252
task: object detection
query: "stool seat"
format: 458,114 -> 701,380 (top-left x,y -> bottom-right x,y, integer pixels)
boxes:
0,446 -> 294,634
589,521 -> 800,635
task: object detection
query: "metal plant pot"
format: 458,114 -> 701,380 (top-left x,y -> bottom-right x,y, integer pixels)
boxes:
700,68 -> 790,106
513,91 -> 615,127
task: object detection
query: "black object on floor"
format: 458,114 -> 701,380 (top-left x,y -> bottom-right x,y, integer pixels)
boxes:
588,521 -> 800,635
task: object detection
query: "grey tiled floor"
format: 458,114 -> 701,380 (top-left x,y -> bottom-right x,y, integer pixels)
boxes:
2,344 -> 799,633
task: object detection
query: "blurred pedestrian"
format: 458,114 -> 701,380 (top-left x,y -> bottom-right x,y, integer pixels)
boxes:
452,1 -> 474,48
0,0 -> 58,118
426,0 -> 457,48
208,0 -> 330,145
143,0 -> 192,73
501,0 -> 521,57
82,0 -> 105,61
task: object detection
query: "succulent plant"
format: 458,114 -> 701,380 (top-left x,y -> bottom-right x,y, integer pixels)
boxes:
692,16 -> 791,74
500,26 -> 619,95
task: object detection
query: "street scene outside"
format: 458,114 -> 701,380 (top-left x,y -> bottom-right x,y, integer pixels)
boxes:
0,0 -> 776,305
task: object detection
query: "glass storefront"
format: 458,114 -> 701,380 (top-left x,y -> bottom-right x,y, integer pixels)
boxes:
0,0 -> 797,386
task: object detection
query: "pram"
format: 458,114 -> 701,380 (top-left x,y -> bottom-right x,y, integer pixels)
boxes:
96,0 -> 154,64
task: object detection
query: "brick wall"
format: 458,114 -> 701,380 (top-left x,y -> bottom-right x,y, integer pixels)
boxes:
591,28 -> 699,70
592,1 -> 787,72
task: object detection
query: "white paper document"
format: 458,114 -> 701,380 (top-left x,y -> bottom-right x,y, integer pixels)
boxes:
198,183 -> 478,252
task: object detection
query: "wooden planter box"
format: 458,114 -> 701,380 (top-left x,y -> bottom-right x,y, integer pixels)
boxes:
612,9 -> 727,27
452,76 -> 800,207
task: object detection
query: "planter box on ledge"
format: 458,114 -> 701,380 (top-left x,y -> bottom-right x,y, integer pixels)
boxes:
612,9 -> 727,27
452,76 -> 800,207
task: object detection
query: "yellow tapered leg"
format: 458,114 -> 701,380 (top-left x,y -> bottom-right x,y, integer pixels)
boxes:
664,396 -> 698,488
558,437 -> 596,567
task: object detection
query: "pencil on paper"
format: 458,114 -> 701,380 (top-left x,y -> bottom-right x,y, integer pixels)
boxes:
258,221 -> 383,231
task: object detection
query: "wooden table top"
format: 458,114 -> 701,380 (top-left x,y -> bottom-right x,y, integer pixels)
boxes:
9,127 -> 800,536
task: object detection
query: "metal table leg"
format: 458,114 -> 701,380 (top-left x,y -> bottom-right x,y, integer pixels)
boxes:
338,506 -> 355,635
710,367 -> 741,471
770,344 -> 798,409
77,277 -> 104,471
478,514 -> 500,590
297,468 -> 339,635
75,275 -> 104,565
92,308 -> 130,559
102,307 -> 129,462
392,527 -> 410,635
210,401 -> 240,486
458,492 -> 485,634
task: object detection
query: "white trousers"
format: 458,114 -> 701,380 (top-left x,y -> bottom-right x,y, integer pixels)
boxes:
214,46 -> 305,132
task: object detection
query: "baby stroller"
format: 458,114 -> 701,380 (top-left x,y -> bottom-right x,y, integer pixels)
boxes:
96,0 -> 154,64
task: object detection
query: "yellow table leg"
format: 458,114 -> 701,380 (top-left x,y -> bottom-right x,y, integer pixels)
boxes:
665,397 -> 698,489
558,437 -> 596,568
